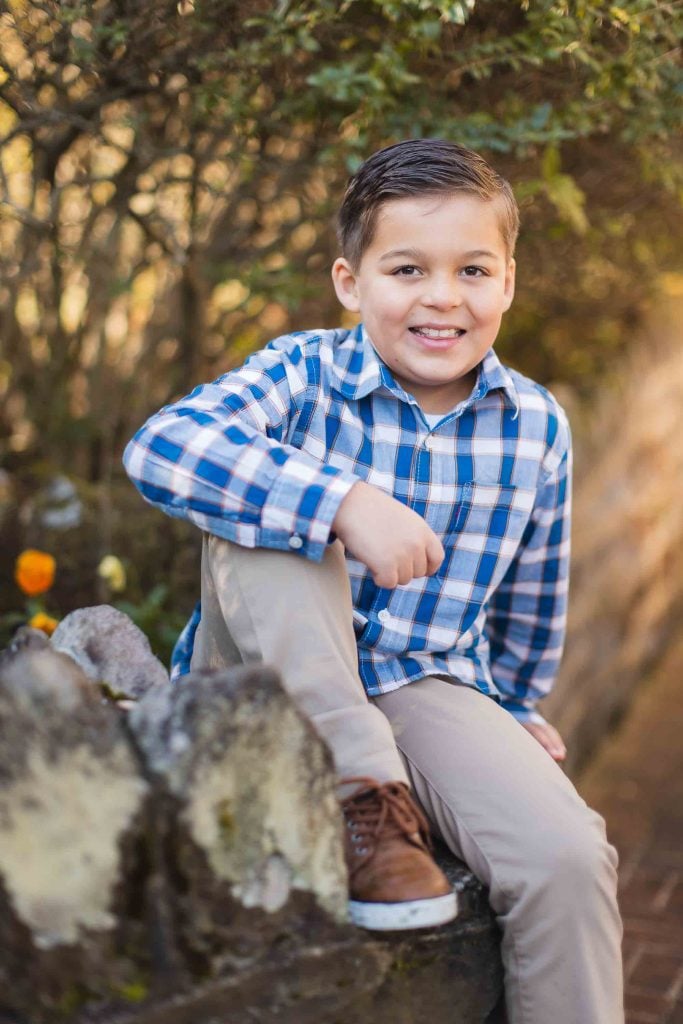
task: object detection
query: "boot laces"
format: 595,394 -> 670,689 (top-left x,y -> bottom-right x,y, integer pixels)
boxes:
340,776 -> 433,873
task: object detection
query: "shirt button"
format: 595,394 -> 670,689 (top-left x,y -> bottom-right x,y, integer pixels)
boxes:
288,534 -> 303,550
378,609 -> 391,623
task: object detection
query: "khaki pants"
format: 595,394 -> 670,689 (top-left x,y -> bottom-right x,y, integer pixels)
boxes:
193,535 -> 624,1024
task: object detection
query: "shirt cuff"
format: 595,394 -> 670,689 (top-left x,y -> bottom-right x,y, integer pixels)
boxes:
259,464 -> 359,562
499,699 -> 548,727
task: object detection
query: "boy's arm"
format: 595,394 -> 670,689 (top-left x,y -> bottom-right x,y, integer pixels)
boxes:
485,430 -> 572,728
123,339 -> 359,562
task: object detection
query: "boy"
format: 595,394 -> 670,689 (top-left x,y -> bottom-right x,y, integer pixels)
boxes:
124,139 -> 623,1023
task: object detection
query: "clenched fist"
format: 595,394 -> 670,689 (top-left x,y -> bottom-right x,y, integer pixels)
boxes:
333,480 -> 444,588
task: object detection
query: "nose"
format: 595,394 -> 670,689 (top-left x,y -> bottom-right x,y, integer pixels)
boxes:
423,275 -> 463,310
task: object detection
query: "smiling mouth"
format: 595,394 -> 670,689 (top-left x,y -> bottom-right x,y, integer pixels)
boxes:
409,326 -> 466,340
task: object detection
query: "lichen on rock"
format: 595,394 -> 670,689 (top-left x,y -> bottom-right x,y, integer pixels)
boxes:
130,666 -> 348,922
0,742 -> 148,948
0,628 -> 154,1019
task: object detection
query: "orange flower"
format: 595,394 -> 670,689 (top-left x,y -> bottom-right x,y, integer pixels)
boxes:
15,549 -> 56,597
28,611 -> 59,636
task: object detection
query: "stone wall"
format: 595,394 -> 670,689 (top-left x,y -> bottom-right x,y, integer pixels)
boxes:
0,619 -> 502,1024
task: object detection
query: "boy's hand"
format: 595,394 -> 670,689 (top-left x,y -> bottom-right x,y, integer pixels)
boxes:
333,480 -> 445,588
521,721 -> 567,762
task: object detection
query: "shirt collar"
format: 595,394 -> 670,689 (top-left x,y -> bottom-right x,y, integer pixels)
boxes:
328,324 -> 394,400
476,347 -> 520,415
330,323 -> 520,415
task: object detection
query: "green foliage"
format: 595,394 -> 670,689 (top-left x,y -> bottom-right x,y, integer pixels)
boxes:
0,612 -> 26,650
0,0 -> 680,656
0,0 -> 681,475
516,146 -> 589,234
115,585 -> 187,667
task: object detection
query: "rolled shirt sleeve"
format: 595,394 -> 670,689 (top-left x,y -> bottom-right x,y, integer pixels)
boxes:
123,338 -> 359,562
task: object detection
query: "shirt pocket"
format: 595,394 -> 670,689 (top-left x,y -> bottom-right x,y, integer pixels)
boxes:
458,481 -> 536,544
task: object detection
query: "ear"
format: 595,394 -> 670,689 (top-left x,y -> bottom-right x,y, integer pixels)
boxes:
501,257 -> 516,313
331,257 -> 361,313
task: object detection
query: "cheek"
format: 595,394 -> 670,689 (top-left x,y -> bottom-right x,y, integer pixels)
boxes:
475,286 -> 509,319
483,288 -> 509,315
377,280 -> 414,309
366,296 -> 408,327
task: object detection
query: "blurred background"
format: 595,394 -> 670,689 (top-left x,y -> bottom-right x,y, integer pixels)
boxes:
1,0 -> 682,729
1,2 -> 682,1019
1,0 -> 681,660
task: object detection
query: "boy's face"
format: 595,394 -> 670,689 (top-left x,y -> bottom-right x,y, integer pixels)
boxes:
332,193 -> 515,414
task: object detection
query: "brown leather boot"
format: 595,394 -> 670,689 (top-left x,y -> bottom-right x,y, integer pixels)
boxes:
340,776 -> 458,930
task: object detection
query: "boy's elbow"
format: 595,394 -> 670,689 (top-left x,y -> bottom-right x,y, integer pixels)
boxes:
121,435 -> 172,504
122,434 -> 194,525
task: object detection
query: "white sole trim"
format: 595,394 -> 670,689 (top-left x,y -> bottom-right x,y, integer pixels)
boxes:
349,891 -> 458,931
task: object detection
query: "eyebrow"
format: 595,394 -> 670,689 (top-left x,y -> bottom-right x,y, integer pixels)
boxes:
378,247 -> 500,262
378,247 -> 425,263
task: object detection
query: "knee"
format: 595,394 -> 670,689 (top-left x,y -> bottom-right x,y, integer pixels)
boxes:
530,815 -> 618,897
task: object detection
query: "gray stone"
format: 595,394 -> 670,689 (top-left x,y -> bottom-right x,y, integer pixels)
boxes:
0,632 -> 152,1020
61,857 -> 502,1024
0,623 -> 94,712
52,605 -> 169,700
0,650 -> 503,1024
124,666 -> 502,1023
129,666 -> 350,949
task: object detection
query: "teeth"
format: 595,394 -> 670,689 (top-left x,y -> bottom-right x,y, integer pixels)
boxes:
413,327 -> 464,339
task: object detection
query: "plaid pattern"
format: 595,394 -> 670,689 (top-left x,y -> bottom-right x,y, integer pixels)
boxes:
123,325 -> 572,724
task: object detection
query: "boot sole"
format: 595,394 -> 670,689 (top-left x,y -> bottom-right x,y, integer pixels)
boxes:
348,891 -> 458,931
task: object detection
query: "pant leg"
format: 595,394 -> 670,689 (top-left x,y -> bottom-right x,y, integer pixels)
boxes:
192,533 -> 408,784
373,677 -> 624,1024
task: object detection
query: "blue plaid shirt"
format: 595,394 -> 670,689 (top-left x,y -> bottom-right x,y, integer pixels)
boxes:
123,325 -> 571,725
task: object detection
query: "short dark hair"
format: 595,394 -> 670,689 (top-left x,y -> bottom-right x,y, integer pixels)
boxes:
337,138 -> 519,268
